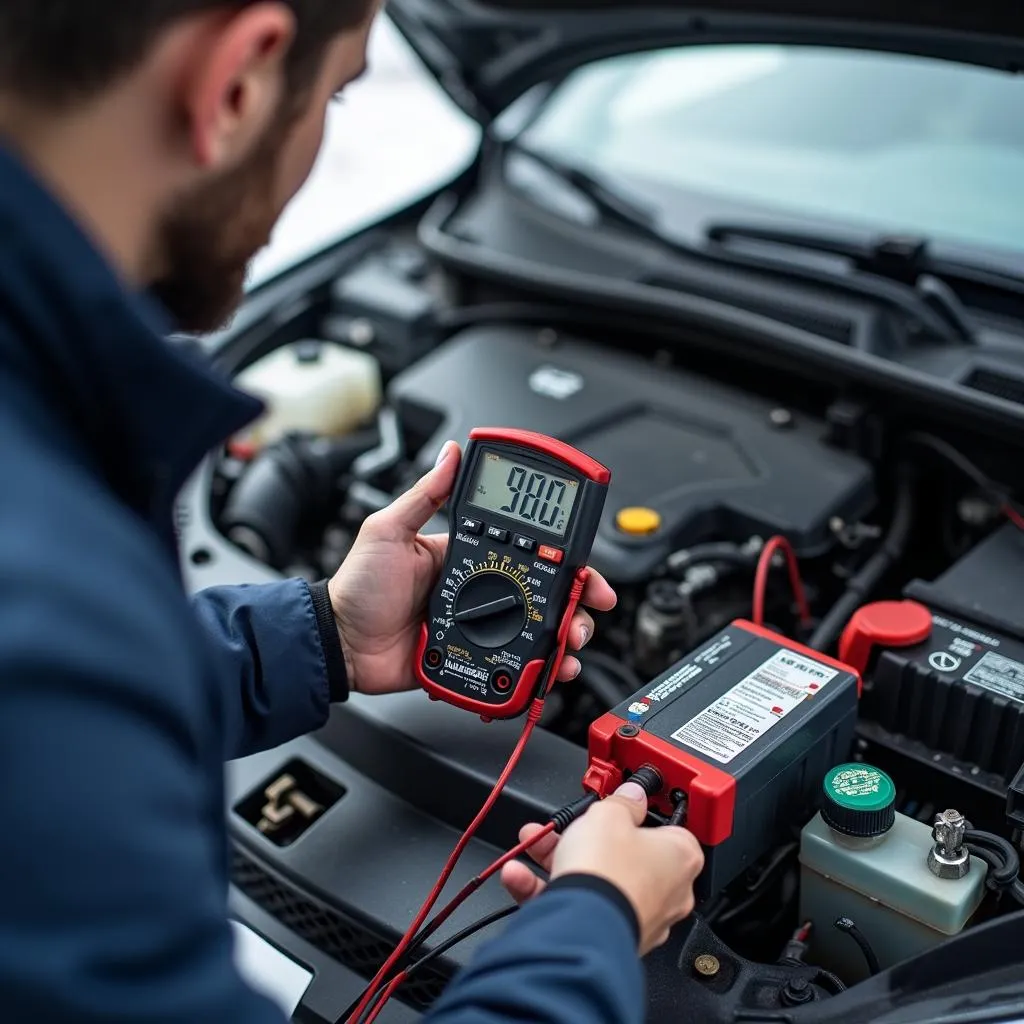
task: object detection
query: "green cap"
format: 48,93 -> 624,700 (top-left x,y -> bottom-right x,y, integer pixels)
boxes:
821,763 -> 896,838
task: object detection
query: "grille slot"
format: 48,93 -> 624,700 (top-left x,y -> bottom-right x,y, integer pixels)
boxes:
964,367 -> 1024,406
231,847 -> 451,1012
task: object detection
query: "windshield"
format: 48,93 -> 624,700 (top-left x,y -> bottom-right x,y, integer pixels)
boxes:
517,46 -> 1024,258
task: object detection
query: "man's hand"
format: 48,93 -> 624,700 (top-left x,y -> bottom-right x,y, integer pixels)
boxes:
328,441 -> 618,695
501,782 -> 704,955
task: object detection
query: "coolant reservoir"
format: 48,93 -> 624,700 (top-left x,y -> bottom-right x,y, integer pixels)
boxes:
799,762 -> 986,983
235,340 -> 382,449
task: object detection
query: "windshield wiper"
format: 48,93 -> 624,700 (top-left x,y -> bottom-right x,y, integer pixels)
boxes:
504,142 -> 982,346
706,223 -> 1024,345
503,142 -> 660,233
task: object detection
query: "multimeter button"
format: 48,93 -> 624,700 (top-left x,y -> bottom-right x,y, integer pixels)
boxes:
490,667 -> 515,694
424,647 -> 444,670
486,525 -> 510,542
513,535 -> 536,553
459,516 -> 484,535
538,545 -> 564,564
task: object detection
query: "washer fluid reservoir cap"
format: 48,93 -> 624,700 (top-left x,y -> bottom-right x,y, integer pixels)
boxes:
822,762 -> 896,838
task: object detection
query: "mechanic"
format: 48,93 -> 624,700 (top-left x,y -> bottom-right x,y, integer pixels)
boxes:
0,2 -> 704,1023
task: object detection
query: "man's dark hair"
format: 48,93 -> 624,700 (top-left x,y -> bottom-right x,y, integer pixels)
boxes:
0,1 -> 374,107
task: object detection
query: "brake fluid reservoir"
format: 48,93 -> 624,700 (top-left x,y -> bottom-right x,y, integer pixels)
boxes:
235,340 -> 382,449
799,763 -> 986,983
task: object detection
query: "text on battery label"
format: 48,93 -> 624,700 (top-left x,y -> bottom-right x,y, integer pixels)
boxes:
644,662 -> 703,703
963,651 -> 1024,704
670,649 -> 838,764
932,615 -> 1001,649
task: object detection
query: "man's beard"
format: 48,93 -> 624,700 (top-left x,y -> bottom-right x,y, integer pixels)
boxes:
149,109 -> 293,334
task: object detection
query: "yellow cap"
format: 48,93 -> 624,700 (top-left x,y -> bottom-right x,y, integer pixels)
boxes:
616,507 -> 662,536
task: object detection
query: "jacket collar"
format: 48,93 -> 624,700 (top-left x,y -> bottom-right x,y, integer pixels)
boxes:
0,141 -> 262,523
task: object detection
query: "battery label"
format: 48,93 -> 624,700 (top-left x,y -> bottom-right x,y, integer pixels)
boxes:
963,651 -> 1024,704
670,649 -> 838,764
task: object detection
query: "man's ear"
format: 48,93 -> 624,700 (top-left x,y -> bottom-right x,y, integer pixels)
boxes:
181,2 -> 296,170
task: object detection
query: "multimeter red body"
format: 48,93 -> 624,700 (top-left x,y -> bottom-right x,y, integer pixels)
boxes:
416,428 -> 610,719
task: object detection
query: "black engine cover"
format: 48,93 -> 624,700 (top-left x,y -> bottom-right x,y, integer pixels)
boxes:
388,327 -> 874,584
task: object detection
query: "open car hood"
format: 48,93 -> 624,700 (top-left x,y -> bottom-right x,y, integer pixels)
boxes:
386,0 -> 1024,121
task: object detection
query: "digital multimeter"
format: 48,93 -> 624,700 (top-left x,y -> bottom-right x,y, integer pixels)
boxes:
416,428 -> 610,719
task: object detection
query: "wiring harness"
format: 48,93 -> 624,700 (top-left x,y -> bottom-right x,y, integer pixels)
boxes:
340,687 -> 602,1024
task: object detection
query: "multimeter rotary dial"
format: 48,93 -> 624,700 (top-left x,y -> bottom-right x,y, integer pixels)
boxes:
450,564 -> 533,649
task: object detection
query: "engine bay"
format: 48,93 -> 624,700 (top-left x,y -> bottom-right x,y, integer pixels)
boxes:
181,226 -> 1024,1021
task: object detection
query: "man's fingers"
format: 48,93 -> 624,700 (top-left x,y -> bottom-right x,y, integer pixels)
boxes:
598,781 -> 649,826
519,822 -> 560,871
568,609 -> 595,651
581,570 -> 617,613
373,441 -> 461,538
556,655 -> 582,682
501,860 -> 547,905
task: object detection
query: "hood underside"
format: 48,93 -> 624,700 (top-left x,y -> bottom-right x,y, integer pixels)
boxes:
386,0 -> 1024,120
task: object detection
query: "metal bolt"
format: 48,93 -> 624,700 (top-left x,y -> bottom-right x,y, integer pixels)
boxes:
769,408 -> 794,428
928,808 -> 971,879
781,977 -> 814,1006
693,954 -> 720,977
617,723 -> 640,738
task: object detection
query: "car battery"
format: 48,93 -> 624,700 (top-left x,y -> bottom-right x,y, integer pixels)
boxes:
850,525 -> 1024,800
584,621 -> 861,898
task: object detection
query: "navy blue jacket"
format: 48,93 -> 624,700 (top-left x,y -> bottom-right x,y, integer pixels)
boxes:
0,142 -> 643,1023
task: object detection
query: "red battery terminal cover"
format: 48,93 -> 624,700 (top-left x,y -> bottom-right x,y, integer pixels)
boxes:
583,621 -> 863,849
837,599 -> 933,676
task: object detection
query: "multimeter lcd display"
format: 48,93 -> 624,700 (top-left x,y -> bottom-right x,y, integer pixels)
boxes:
468,451 -> 579,537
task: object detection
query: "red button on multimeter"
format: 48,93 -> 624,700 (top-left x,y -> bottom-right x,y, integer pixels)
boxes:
416,428 -> 610,719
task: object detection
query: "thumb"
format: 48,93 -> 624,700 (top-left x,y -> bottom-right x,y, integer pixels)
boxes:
602,780 -> 649,826
378,441 -> 461,537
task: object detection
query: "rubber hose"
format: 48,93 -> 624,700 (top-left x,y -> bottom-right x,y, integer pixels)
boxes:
580,664 -> 629,709
809,475 -> 915,652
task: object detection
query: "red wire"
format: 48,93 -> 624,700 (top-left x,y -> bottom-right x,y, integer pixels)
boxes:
362,974 -> 407,1024
346,699 -> 546,1024
410,822 -> 557,947
752,535 -> 811,628
1002,502 -> 1024,532
361,822 -> 558,1022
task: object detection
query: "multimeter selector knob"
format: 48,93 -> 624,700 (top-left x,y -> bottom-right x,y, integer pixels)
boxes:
452,572 -> 527,649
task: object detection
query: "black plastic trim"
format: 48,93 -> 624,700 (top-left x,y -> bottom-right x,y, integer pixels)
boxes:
419,192 -> 1024,443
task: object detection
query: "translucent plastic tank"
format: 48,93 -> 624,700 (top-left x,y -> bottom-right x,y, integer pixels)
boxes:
235,340 -> 381,449
799,763 -> 986,983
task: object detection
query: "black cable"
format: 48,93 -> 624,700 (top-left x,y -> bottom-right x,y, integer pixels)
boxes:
809,475 -> 915,652
405,905 -> 519,981
834,917 -> 880,976
965,829 -> 1020,883
902,432 -> 997,493
359,906 -> 519,1023
966,843 -> 1006,885
353,789 -> 600,1021
581,648 -> 642,693
812,969 -> 847,995
668,799 -> 689,827
579,664 -> 629,708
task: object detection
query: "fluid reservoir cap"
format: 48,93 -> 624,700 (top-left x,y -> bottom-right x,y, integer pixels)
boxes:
616,507 -> 662,536
822,763 -> 896,838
